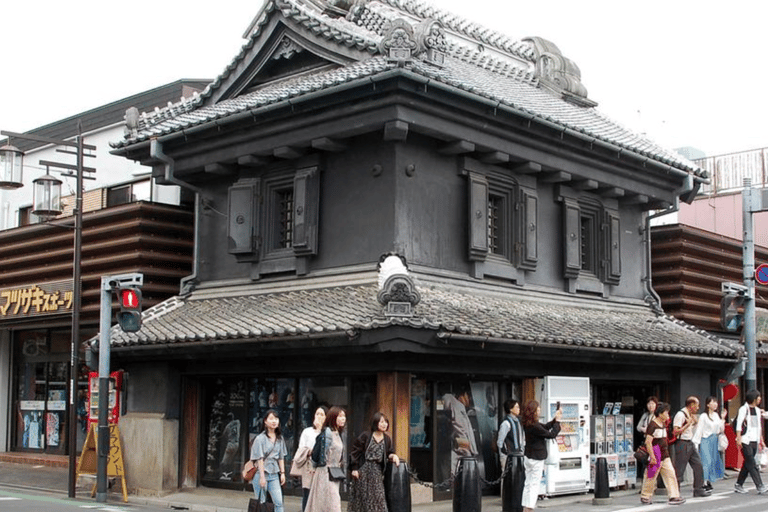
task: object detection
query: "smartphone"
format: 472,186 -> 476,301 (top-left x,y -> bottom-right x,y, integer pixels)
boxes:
556,401 -> 561,410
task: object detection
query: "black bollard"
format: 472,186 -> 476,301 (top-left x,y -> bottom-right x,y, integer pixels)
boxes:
385,460 -> 412,512
592,456 -> 612,505
453,457 -> 481,512
501,455 -> 525,512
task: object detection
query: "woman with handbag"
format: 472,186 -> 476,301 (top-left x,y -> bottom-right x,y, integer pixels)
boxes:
295,406 -> 328,511
692,396 -> 725,491
251,409 -> 288,512
306,406 -> 347,512
640,402 -> 685,505
347,412 -> 400,512
521,400 -> 561,512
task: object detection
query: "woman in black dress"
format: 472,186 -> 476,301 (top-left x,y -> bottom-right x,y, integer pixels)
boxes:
347,412 -> 400,512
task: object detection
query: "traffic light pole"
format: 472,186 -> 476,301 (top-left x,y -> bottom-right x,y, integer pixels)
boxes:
742,179 -> 768,392
96,273 -> 142,503
744,180 -> 757,392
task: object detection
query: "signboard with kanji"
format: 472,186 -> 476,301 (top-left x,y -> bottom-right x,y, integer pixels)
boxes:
0,280 -> 73,319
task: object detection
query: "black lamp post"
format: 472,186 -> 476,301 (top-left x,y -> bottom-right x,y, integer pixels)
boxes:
1,127 -> 95,498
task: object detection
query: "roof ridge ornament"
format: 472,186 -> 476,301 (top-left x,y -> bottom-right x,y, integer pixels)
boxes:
416,19 -> 446,67
379,18 -> 418,66
377,253 -> 420,317
524,36 -> 597,108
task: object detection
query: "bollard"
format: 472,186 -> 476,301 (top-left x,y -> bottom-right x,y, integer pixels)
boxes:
385,460 -> 412,512
453,457 -> 481,512
501,455 -> 525,512
592,456 -> 612,505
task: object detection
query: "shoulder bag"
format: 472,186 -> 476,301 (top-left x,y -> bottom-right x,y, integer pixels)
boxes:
328,466 -> 346,481
634,445 -> 649,464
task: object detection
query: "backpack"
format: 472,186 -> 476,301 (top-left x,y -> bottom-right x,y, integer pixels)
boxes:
732,406 -> 750,436
311,429 -> 327,467
666,419 -> 677,445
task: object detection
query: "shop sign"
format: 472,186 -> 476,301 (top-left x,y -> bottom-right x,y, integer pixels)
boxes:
758,308 -> 768,342
0,280 -> 74,320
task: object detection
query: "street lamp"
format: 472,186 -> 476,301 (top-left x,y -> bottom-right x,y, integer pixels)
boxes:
0,143 -> 24,189
32,172 -> 63,217
1,126 -> 95,499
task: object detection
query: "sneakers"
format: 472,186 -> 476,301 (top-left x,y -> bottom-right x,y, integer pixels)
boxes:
758,485 -> 768,495
735,483 -> 748,494
668,497 -> 686,505
693,488 -> 712,497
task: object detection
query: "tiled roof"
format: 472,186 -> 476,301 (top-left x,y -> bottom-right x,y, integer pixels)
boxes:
111,0 -> 701,176
106,280 -> 737,360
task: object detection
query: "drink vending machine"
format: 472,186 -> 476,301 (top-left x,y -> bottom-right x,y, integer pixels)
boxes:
535,376 -> 591,496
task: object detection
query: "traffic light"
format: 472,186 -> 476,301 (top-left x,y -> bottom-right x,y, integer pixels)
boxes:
720,292 -> 745,332
116,287 -> 142,332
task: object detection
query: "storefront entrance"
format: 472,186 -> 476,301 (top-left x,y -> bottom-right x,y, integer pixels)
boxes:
12,329 -> 89,455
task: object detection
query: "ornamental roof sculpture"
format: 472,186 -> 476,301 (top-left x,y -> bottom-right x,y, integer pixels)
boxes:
113,0 -> 705,179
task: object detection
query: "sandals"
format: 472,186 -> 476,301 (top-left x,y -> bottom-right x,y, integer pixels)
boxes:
640,497 -> 652,504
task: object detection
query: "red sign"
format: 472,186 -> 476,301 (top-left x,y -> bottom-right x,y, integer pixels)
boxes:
88,371 -> 123,425
757,263 -> 768,286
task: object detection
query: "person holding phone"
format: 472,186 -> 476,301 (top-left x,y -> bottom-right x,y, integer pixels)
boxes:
521,401 -> 561,512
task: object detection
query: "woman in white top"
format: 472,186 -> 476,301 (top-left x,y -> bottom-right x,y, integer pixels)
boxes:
637,396 -> 658,436
692,396 -> 724,490
295,406 -> 327,511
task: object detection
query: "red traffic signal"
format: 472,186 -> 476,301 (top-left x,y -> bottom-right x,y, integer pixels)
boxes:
116,287 -> 142,332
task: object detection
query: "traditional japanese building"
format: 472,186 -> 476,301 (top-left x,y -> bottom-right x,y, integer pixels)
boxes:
106,0 -> 737,497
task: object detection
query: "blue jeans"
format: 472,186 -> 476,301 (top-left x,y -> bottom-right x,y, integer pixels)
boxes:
254,473 -> 283,512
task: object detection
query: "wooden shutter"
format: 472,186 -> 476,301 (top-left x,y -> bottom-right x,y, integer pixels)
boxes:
227,179 -> 260,255
602,207 -> 621,285
518,186 -> 538,270
563,197 -> 581,279
292,166 -> 320,256
468,172 -> 489,261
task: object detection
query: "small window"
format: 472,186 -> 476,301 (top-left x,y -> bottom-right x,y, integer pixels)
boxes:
107,185 -> 132,206
579,211 -> 598,274
273,188 -> 294,250
487,193 -> 504,257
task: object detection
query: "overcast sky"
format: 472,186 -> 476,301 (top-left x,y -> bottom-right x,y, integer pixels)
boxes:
1,1 -> 765,158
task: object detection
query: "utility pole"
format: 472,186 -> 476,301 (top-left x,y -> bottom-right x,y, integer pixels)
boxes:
742,179 -> 768,392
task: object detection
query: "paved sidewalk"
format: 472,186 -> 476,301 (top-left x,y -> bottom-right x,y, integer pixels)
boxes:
0,458 -> 640,512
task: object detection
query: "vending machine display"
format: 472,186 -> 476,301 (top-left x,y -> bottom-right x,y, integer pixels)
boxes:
590,415 -> 605,455
605,415 -> 615,454
536,376 -> 591,496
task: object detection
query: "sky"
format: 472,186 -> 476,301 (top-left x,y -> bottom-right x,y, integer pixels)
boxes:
1,1 -> 766,158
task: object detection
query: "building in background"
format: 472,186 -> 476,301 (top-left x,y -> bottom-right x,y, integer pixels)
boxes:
0,80 -> 205,460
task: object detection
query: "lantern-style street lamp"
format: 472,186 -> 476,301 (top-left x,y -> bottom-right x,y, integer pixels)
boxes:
0,143 -> 24,189
32,172 -> 63,217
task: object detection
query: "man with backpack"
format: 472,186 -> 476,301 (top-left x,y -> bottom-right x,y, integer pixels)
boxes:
497,399 -> 525,512
734,389 -> 768,494
672,396 -> 711,498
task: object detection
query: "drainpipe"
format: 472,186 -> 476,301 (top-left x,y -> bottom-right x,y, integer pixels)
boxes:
643,174 -> 693,313
150,139 -> 203,295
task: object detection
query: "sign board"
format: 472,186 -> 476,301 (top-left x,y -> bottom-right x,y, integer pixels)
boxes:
0,280 -> 73,320
757,264 -> 768,286
758,308 -> 768,343
76,423 -> 128,502
88,371 -> 122,425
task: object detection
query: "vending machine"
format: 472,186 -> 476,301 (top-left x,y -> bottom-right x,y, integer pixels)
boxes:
605,415 -> 615,454
536,376 -> 591,496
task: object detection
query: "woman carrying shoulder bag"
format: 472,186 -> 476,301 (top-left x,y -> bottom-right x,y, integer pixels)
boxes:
294,406 -> 327,511
348,412 -> 400,512
251,409 -> 288,512
692,396 -> 724,490
306,406 -> 347,512
521,400 -> 561,512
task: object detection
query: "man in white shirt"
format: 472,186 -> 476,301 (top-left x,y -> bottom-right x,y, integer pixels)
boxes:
672,396 -> 710,498
734,389 -> 768,494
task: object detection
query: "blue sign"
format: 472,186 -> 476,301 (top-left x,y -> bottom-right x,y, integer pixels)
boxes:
757,264 -> 768,286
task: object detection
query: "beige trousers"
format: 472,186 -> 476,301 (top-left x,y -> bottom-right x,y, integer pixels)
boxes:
641,457 -> 680,499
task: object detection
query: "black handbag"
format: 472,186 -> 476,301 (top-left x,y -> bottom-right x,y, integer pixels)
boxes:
328,466 -> 346,481
634,445 -> 649,465
247,497 -> 274,512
